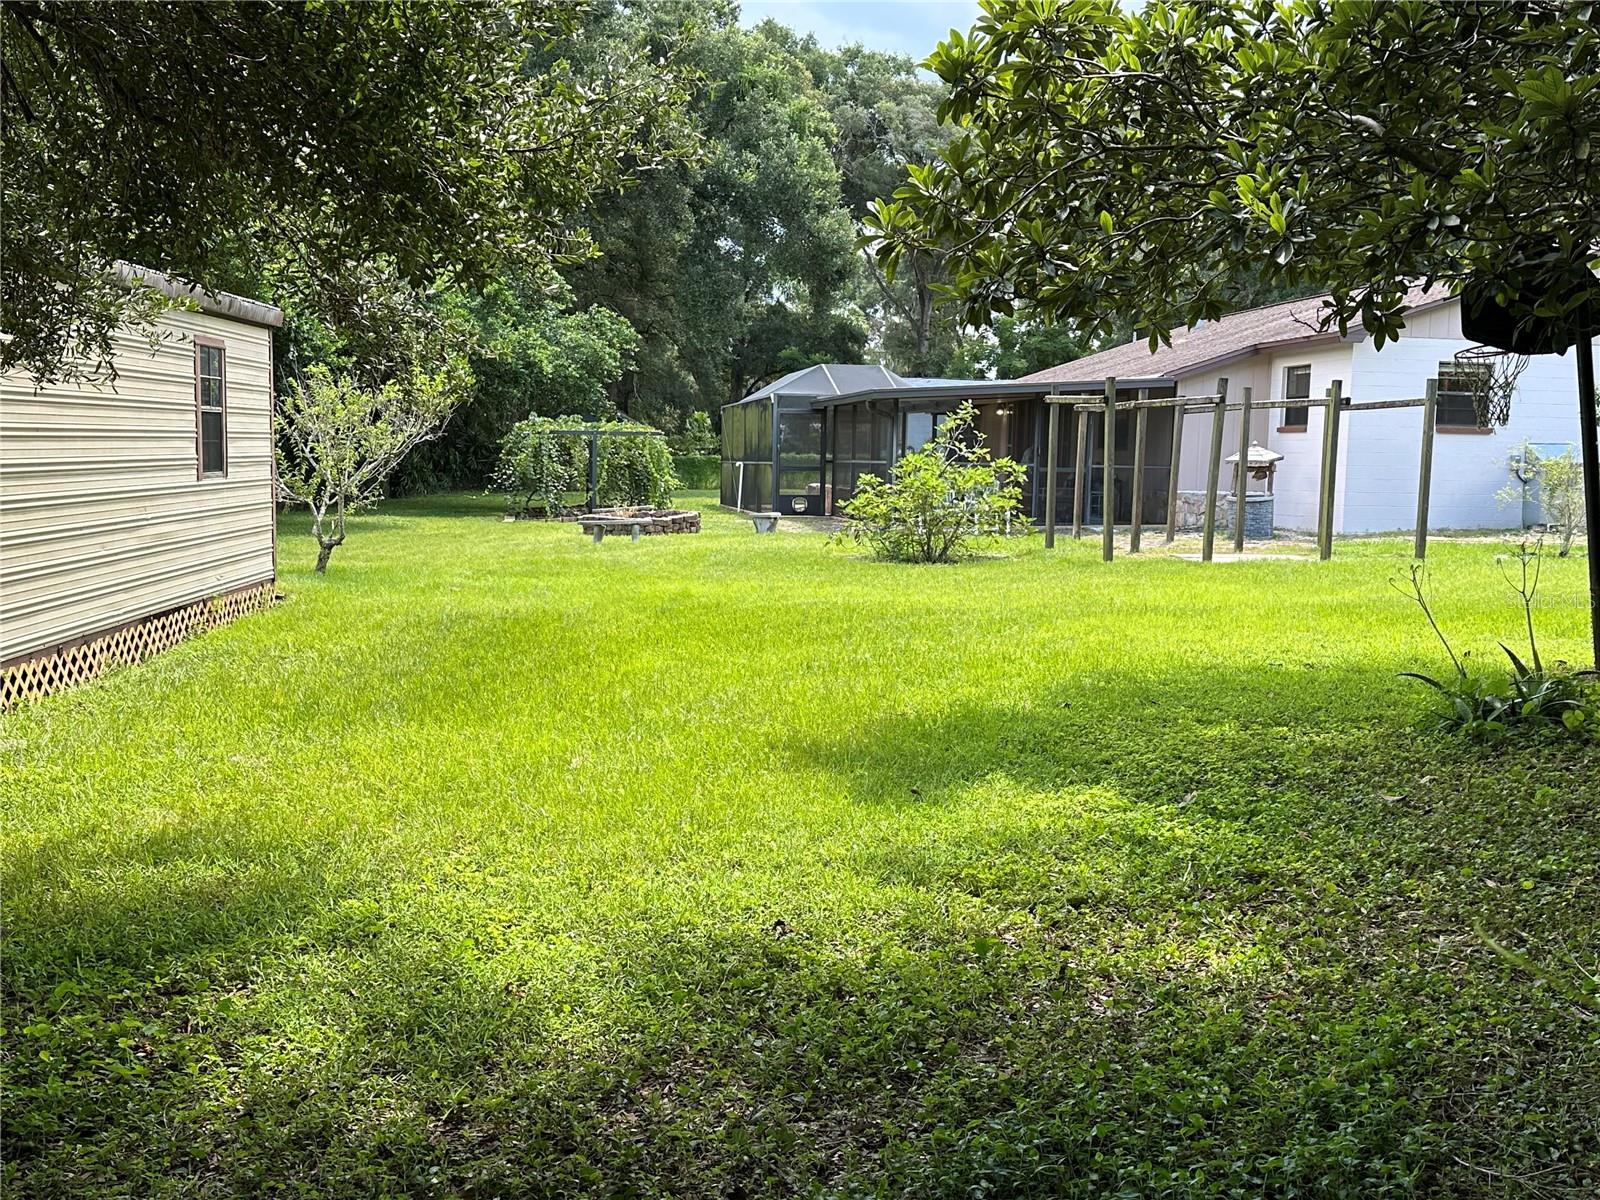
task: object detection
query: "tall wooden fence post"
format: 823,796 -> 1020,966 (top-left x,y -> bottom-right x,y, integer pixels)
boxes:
1232,385 -> 1253,552
1073,402 -> 1089,539
1318,379 -> 1344,561
1165,399 -> 1186,543
1414,379 -> 1437,559
1044,397 -> 1061,548
1130,397 -> 1149,553
1102,377 -> 1117,562
1201,379 -> 1228,561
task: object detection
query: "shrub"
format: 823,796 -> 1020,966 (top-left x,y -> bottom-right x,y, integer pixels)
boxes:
669,410 -> 719,456
1395,547 -> 1599,740
673,454 -> 719,490
493,416 -> 678,515
839,402 -> 1029,563
492,415 -> 585,516
1496,442 -> 1586,556
596,426 -> 679,507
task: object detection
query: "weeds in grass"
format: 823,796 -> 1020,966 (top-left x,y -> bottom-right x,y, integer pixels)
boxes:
1395,542 -> 1599,740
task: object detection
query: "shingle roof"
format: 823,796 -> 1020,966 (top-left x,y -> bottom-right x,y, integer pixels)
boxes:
1021,283 -> 1454,384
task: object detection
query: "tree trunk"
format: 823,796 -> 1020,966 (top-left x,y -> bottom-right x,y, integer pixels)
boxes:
315,539 -> 338,573
914,255 -> 935,369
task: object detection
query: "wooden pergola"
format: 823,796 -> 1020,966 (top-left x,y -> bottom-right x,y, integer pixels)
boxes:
1043,375 -> 1445,562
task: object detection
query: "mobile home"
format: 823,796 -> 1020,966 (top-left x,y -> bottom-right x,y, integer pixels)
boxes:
1,265 -> 283,705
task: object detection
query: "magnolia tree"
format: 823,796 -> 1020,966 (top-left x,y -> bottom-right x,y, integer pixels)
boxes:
277,362 -> 467,572
840,402 -> 1028,563
867,0 -> 1600,655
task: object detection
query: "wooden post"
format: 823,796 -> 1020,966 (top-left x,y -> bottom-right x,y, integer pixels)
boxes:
1232,385 -> 1253,552
1044,397 -> 1061,548
1201,379 -> 1228,561
1414,378 -> 1437,559
1165,398 -> 1185,543
1130,398 -> 1149,553
1102,377 -> 1117,562
1317,379 -> 1344,561
1072,402 -> 1089,539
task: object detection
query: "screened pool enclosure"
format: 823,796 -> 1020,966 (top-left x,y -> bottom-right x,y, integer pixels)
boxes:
719,364 -> 1179,523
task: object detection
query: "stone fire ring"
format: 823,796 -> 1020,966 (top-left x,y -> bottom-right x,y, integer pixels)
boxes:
577,507 -> 701,539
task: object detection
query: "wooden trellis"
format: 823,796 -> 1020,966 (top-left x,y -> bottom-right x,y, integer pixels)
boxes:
1046,375 -> 1441,561
1,581 -> 277,710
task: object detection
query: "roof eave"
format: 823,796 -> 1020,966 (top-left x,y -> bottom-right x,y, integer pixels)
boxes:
1170,331 -> 1353,381
806,376 -> 1178,409
115,262 -> 284,329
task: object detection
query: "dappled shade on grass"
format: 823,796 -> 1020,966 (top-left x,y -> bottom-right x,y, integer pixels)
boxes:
3,495 -> 1598,1197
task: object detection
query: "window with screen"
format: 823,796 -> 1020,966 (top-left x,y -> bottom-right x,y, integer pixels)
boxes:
1281,364 -> 1311,429
1434,360 -> 1490,429
196,342 -> 226,476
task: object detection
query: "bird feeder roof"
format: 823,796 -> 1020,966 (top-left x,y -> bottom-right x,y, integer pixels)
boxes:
1225,441 -> 1285,467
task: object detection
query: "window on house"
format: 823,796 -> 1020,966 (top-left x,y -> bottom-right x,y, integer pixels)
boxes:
1281,364 -> 1311,429
197,342 -> 226,476
1435,360 -> 1490,429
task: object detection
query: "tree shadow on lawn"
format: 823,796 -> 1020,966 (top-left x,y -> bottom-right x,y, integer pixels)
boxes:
770,679 -> 1600,1189
7,665 -> 1600,1198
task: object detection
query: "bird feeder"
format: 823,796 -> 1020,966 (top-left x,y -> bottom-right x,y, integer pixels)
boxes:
1224,441 -> 1285,492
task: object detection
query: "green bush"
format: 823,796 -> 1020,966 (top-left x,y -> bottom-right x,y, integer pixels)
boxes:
597,429 -> 679,507
493,416 -> 678,515
492,415 -> 586,515
669,411 -> 719,456
839,402 -> 1030,563
673,454 -> 719,490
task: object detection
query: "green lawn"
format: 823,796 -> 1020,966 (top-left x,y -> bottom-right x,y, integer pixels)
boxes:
4,493 -> 1598,1198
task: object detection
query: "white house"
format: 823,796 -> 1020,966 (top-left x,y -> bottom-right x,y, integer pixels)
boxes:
0,265 -> 283,706
1023,285 -> 1585,533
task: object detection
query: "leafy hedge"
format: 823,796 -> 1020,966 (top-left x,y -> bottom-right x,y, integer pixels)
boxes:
493,416 -> 678,515
673,455 -> 719,490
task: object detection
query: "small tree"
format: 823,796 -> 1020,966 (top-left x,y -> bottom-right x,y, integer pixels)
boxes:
277,362 -> 465,572
840,402 -> 1028,563
1500,444 -> 1588,557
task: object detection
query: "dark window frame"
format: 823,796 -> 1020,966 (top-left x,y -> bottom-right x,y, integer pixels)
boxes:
1434,359 -> 1493,432
194,336 -> 228,478
1280,364 -> 1311,431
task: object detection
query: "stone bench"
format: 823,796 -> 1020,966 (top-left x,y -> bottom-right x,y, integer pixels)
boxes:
577,508 -> 700,542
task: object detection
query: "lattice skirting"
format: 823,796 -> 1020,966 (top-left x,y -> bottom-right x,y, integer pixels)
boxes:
1,580 -> 277,710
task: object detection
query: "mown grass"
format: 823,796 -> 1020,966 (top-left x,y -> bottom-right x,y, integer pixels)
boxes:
3,493 -> 1598,1198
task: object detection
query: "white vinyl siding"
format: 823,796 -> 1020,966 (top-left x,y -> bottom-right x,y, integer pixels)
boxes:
0,308 -> 275,663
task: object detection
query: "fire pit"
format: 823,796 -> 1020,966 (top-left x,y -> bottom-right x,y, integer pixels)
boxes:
576,507 -> 700,542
